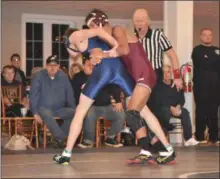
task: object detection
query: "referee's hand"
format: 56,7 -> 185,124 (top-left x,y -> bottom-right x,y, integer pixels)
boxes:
172,78 -> 183,91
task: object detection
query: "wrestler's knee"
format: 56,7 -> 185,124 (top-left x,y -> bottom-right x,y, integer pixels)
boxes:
125,110 -> 145,133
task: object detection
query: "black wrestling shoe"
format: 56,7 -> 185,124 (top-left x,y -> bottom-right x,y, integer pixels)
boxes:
156,151 -> 176,165
53,154 -> 70,165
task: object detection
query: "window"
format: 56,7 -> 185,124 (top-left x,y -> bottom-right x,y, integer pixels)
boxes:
26,23 -> 43,77
22,14 -> 76,77
52,24 -> 69,69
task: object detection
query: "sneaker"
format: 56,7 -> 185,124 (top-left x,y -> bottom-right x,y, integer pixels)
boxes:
126,154 -> 157,165
53,155 -> 70,165
184,138 -> 199,146
77,141 -> 94,149
156,151 -> 176,165
210,140 -> 220,145
215,141 -> 220,145
105,138 -> 123,148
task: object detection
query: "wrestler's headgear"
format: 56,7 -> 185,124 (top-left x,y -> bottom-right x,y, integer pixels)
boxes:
85,9 -> 109,28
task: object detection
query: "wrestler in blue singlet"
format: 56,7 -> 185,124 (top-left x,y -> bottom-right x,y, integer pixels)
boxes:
81,37 -> 135,99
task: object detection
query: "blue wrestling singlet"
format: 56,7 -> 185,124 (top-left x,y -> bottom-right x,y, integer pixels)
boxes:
82,37 -> 135,99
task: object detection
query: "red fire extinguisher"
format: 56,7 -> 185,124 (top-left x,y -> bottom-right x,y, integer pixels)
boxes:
180,62 -> 193,92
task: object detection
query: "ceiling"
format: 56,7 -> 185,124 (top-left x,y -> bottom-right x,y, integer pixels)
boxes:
2,1 -> 219,20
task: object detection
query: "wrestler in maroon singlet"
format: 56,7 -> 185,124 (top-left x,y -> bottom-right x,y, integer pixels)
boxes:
122,42 -> 156,90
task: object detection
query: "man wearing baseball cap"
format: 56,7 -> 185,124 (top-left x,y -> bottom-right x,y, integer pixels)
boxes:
30,55 -> 76,148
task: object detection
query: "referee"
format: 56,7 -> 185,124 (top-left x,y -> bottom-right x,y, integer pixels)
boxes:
133,9 -> 182,89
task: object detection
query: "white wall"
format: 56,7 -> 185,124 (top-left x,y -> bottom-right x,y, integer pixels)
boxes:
2,1 -> 219,70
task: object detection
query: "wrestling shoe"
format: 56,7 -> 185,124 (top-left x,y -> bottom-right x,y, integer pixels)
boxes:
126,154 -> 157,165
53,154 -> 70,165
156,151 -> 176,165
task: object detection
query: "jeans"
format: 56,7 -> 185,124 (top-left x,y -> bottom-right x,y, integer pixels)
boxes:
82,105 -> 125,144
38,107 -> 75,141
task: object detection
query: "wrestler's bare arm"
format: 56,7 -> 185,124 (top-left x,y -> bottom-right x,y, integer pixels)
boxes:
112,26 -> 130,56
70,28 -> 118,50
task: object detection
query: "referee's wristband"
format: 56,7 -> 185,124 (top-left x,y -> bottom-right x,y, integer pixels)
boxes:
173,69 -> 181,79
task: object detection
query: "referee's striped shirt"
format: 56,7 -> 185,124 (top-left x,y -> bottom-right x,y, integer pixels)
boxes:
136,28 -> 173,70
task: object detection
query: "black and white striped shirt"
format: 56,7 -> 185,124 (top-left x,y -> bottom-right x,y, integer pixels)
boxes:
136,28 -> 172,70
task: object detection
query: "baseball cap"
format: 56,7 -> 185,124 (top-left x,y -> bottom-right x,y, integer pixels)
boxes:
46,55 -> 59,65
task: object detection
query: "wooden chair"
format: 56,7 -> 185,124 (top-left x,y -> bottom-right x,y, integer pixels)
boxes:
95,117 -> 121,148
1,85 -> 38,148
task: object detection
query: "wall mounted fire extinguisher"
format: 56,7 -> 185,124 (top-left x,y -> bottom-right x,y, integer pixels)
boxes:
180,62 -> 193,92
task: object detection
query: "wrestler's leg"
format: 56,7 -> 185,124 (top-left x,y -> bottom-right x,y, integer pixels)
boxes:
116,74 -> 156,164
53,94 -> 94,164
126,85 -> 150,150
124,84 -> 175,164
65,94 -> 94,151
140,105 -> 170,148
53,65 -> 111,165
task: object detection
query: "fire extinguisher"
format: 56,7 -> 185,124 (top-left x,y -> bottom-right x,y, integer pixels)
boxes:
180,62 -> 193,92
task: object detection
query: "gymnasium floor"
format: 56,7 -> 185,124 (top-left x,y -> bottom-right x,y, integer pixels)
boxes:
1,146 -> 219,178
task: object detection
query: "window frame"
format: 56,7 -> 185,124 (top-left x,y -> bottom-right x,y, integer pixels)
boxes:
21,13 -> 80,75
21,13 -> 163,76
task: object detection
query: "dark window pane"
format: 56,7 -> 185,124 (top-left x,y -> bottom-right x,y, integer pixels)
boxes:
26,42 -> 33,58
60,60 -> 69,69
60,43 -> 69,59
34,23 -> 43,40
26,60 -> 33,77
60,24 -> 69,36
26,23 -> 33,40
52,24 -> 59,42
34,60 -> 43,67
34,42 -> 43,58
52,42 -> 59,56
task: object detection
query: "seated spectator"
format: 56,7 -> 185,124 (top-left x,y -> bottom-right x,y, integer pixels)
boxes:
31,67 -> 43,79
10,54 -> 26,85
149,63 -> 199,146
30,55 -> 76,148
1,65 -> 31,117
69,62 -> 83,80
71,56 -> 124,148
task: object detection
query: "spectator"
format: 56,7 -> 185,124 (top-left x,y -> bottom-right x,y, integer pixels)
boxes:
10,54 -> 26,85
69,62 -> 83,80
149,63 -> 199,146
30,55 -> 76,148
133,9 -> 182,89
192,28 -> 220,144
31,67 -> 43,79
71,56 -> 124,148
1,65 -> 31,117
